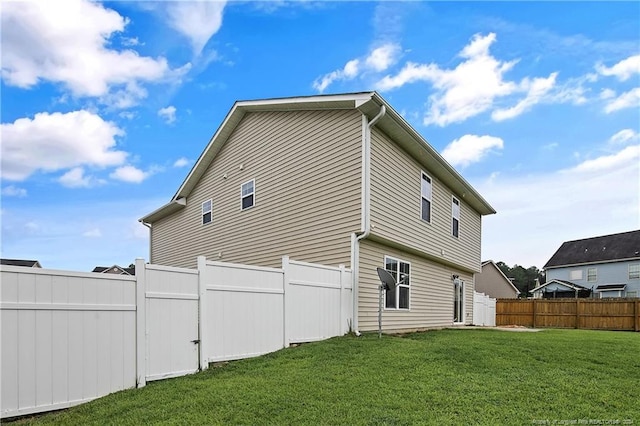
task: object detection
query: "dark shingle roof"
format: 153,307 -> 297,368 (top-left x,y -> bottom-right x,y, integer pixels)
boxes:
1,258 -> 41,267
544,230 -> 640,269
92,265 -> 135,275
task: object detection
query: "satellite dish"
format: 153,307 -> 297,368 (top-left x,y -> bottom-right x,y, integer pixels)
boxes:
377,267 -> 398,291
376,268 -> 399,338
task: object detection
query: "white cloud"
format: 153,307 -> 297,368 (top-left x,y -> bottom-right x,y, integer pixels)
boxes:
569,145 -> 640,173
608,129 -> 639,146
378,33 -> 523,126
1,111 -> 127,181
365,44 -> 401,72
158,106 -> 177,124
1,186 -> 27,197
313,43 -> 400,93
59,167 -> 92,188
83,228 -> 102,238
603,87 -> 640,113
376,33 -> 580,126
173,157 -> 190,168
478,145 -> 640,268
1,0 -> 188,107
599,88 -> 616,100
164,1 -> 227,55
441,134 -> 504,168
596,54 -> 640,81
110,165 -> 148,183
492,73 -> 558,121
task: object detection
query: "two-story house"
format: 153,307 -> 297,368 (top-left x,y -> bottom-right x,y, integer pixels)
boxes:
532,230 -> 640,299
140,92 -> 496,332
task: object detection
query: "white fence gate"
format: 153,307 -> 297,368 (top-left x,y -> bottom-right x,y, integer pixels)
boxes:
473,291 -> 496,327
1,256 -> 352,418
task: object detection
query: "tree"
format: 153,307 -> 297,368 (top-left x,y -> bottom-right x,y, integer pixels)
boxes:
494,261 -> 545,297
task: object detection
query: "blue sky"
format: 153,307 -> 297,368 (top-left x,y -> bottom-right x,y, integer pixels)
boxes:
1,1 -> 639,271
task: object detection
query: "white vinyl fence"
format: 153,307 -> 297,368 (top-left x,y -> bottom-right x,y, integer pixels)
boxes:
0,256 -> 352,418
473,291 -> 496,327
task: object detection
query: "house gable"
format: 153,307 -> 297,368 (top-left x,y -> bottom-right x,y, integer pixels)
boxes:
475,260 -> 520,298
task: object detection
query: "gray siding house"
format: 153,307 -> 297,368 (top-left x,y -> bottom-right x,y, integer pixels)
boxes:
140,92 -> 496,332
476,260 -> 520,299
534,230 -> 640,298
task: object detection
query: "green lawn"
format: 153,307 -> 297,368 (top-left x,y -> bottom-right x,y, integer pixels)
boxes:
12,329 -> 640,425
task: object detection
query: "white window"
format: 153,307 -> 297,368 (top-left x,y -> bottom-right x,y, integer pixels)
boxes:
241,179 -> 255,210
587,267 -> 597,282
202,199 -> 212,224
452,196 -> 460,238
629,264 -> 640,280
453,278 -> 464,323
421,172 -> 432,223
384,256 -> 410,310
569,269 -> 583,280
626,291 -> 637,298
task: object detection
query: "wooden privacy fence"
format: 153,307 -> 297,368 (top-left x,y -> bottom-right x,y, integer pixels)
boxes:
496,299 -> 640,331
0,256 -> 352,419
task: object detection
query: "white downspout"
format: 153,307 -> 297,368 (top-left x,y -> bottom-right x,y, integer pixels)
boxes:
139,220 -> 152,263
351,104 -> 386,336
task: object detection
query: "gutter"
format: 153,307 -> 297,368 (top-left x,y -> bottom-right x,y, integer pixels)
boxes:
351,104 -> 386,336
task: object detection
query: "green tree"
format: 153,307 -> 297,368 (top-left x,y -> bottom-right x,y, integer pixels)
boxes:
494,262 -> 545,297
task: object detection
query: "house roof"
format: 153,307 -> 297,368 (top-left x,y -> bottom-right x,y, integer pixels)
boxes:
530,279 -> 591,293
141,92 -> 496,223
92,265 -> 135,275
595,284 -> 626,291
544,230 -> 640,269
1,258 -> 41,268
480,260 -> 520,295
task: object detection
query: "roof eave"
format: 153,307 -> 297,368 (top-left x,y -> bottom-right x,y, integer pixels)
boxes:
139,198 -> 186,223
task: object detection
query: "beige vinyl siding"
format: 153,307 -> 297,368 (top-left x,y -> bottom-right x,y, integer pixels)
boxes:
358,239 -> 474,332
476,263 -> 519,299
370,127 -> 482,273
151,109 -> 362,269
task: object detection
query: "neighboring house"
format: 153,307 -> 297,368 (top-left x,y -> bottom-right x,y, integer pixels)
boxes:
529,279 -> 592,299
0,259 -> 42,268
140,92 -> 496,332
476,260 -> 520,299
538,230 -> 640,299
92,265 -> 135,275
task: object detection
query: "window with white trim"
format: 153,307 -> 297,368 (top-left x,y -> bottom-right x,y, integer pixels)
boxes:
384,256 -> 410,310
421,172 -> 432,223
452,196 -> 460,238
626,291 -> 637,298
629,264 -> 640,280
587,267 -> 597,282
453,278 -> 464,323
241,179 -> 255,210
202,199 -> 212,224
570,269 -> 583,280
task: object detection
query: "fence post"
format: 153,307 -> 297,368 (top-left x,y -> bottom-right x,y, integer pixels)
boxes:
339,264 -> 345,335
532,299 -> 537,328
282,256 -> 290,348
197,256 -> 208,371
635,300 -> 639,332
576,299 -> 580,329
135,258 -> 146,388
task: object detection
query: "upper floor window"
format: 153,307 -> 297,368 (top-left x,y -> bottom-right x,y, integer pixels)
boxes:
421,172 -> 432,223
570,269 -> 583,280
452,196 -> 460,238
202,199 -> 212,224
384,256 -> 410,310
630,264 -> 640,280
587,267 -> 597,282
241,179 -> 255,210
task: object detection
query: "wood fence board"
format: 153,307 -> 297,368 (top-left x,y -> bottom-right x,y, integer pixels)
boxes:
496,299 -> 640,331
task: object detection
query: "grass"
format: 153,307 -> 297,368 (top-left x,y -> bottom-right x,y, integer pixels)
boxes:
11,329 -> 640,425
